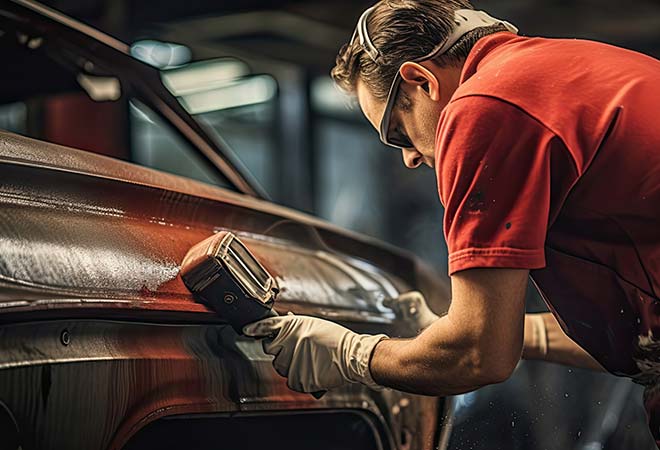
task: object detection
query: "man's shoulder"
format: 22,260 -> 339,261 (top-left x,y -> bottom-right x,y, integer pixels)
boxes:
438,94 -> 552,144
434,95 -> 557,175
442,34 -> 659,160
454,33 -> 657,109
453,36 -> 603,109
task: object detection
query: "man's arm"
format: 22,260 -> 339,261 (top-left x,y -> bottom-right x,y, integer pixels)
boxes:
523,312 -> 604,371
370,268 -> 528,396
242,269 -> 606,396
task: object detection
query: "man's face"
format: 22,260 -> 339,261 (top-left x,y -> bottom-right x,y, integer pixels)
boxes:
356,76 -> 443,170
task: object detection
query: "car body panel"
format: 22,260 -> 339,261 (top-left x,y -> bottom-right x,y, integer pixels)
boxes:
0,131 -> 448,323
0,132 -> 452,450
0,319 -> 440,450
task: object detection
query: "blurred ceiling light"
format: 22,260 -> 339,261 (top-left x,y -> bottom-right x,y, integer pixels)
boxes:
179,75 -> 277,114
77,74 -> 121,101
161,59 -> 249,96
130,39 -> 192,69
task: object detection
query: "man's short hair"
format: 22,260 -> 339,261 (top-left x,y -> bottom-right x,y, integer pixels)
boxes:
331,0 -> 509,100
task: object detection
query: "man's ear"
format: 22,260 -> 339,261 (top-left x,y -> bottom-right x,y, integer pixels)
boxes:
399,62 -> 441,101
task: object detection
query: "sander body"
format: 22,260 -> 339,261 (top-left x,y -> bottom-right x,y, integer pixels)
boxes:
180,231 -> 279,333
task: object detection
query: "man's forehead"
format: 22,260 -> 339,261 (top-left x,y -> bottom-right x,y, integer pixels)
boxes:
356,79 -> 385,131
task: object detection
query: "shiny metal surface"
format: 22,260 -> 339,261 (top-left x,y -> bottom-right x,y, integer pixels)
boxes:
0,129 -> 452,449
0,131 -> 449,322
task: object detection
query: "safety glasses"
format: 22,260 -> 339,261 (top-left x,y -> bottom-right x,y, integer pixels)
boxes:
349,8 -> 518,149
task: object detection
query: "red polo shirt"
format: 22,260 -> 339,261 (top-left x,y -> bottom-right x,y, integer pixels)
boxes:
435,32 -> 660,378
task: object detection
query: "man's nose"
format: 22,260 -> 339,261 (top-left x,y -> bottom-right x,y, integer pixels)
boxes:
401,148 -> 423,169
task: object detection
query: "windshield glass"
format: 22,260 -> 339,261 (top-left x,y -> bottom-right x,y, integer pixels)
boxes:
161,59 -> 279,199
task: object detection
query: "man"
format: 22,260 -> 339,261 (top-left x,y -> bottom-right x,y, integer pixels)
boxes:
244,0 -> 660,443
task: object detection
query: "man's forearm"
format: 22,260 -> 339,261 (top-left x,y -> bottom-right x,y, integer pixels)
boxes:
523,313 -> 604,371
369,315 -> 513,396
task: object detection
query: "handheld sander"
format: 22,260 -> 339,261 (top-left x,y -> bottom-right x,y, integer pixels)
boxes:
180,231 -> 326,399
180,231 -> 279,334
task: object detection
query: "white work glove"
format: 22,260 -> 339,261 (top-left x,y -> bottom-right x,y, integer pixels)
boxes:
383,291 -> 440,333
243,315 -> 388,393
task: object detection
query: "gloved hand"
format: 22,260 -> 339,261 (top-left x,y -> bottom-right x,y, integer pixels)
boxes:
382,291 -> 440,333
243,315 -> 388,393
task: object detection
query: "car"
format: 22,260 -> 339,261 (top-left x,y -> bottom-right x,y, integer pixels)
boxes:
0,1 -> 454,449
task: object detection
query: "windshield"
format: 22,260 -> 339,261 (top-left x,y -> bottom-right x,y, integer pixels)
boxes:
160,58 -> 280,200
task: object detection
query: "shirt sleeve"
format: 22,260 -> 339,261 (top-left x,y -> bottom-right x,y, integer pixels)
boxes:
436,95 -> 578,275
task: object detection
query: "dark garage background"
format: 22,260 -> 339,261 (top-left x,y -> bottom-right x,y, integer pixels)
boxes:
1,0 -> 659,448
